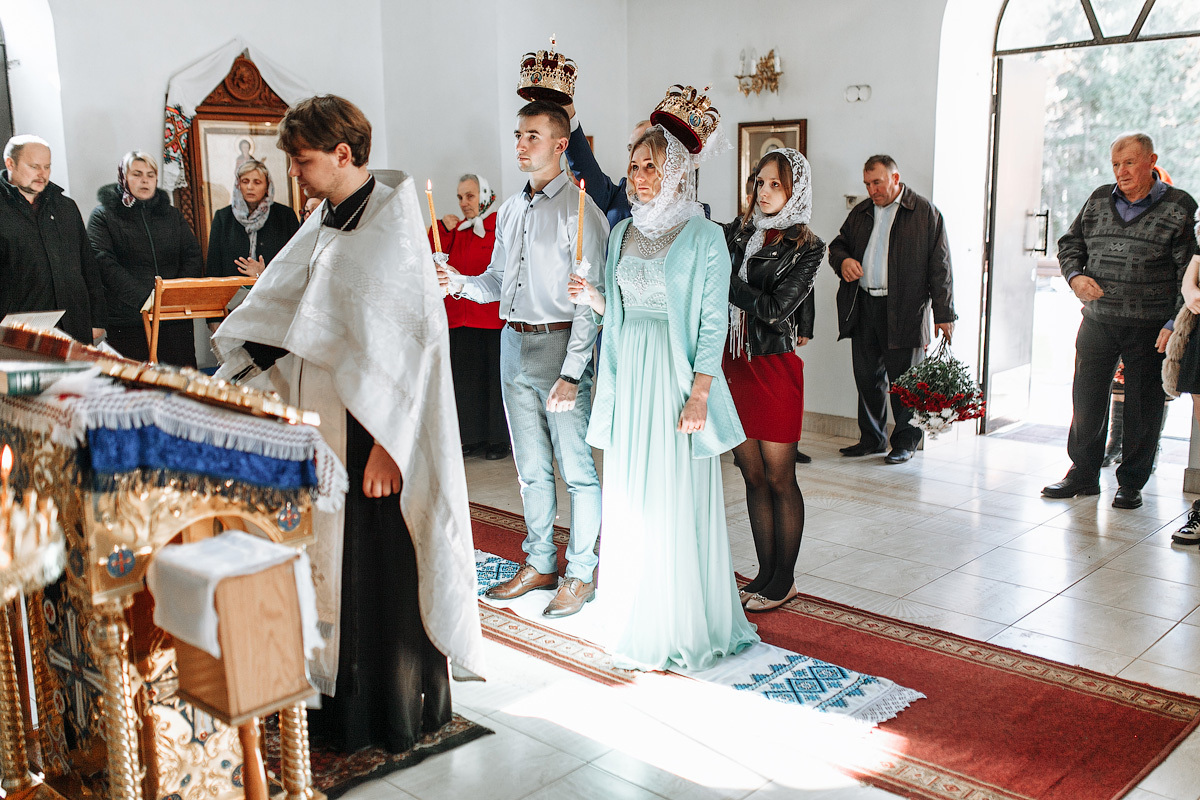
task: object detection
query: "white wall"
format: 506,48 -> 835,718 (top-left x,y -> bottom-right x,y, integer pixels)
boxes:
45,0 -> 388,213
493,0 -> 629,200
30,0 -> 997,428
380,0 -> 501,218
933,0 -> 1005,381
1,0 -> 71,193
628,0 -> 950,418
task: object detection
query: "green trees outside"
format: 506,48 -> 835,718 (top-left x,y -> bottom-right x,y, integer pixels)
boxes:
1032,34 -> 1200,252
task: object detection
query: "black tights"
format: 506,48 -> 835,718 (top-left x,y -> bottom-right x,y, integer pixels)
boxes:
732,438 -> 805,601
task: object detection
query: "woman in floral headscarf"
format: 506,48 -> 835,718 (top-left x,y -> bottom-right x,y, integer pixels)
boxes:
87,150 -> 202,364
724,148 -> 824,612
431,173 -> 509,459
206,159 -> 299,279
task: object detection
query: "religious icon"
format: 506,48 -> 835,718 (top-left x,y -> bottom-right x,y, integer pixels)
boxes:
737,119 -> 807,215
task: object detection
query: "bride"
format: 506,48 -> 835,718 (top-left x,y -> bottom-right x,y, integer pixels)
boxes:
569,121 -> 758,671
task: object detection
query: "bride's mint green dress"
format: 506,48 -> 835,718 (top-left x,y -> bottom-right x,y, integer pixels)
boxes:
594,240 -> 759,672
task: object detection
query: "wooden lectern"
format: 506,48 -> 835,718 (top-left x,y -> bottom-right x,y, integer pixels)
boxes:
141,277 -> 256,363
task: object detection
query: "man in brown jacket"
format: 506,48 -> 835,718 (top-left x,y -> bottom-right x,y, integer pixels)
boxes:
829,155 -> 956,464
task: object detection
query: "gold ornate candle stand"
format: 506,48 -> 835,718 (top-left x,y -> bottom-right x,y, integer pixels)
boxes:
0,420 -> 322,800
0,444 -> 70,799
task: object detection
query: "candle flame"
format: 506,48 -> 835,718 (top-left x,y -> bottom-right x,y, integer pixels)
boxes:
1,445 -> 10,477
580,179 -> 585,190
426,179 -> 432,191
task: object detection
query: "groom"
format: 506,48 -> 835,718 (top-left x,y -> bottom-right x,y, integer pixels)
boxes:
437,100 -> 608,618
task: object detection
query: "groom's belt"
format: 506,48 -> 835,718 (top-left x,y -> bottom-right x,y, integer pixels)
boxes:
506,321 -> 572,334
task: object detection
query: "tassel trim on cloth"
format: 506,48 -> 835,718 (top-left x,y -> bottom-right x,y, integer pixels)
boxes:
850,686 -> 927,726
1164,305 -> 1197,398
91,468 -> 317,514
728,309 -> 749,361
0,392 -> 346,510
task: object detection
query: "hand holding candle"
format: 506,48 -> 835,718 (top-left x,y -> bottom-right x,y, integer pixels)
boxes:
1,444 -> 11,513
575,179 -> 586,264
426,180 -> 442,254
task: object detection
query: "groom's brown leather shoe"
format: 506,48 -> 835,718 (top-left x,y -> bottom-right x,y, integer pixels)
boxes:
542,578 -> 595,618
485,564 -> 557,600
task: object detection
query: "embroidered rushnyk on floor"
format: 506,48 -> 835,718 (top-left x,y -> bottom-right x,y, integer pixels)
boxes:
474,550 -> 925,726
470,502 -> 1200,800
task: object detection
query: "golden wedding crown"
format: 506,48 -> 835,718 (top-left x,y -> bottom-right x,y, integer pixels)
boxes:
650,85 -> 720,155
517,36 -> 577,105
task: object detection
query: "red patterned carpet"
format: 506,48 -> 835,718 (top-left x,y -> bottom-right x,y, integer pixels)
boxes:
471,502 -> 1200,800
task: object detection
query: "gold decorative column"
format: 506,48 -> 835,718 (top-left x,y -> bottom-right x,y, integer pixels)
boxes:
0,605 -> 66,799
0,598 -> 32,793
277,702 -> 322,800
93,599 -> 143,800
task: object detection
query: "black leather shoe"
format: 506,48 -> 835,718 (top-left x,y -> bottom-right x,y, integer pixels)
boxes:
1112,486 -> 1143,509
795,449 -> 812,464
884,449 -> 914,464
485,443 -> 511,460
1041,476 -> 1101,498
840,442 -> 886,457
461,442 -> 485,457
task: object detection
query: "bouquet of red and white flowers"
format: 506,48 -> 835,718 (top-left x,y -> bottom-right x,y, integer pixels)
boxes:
889,340 -> 985,438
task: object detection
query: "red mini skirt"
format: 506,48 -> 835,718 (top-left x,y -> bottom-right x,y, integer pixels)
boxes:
722,350 -> 805,444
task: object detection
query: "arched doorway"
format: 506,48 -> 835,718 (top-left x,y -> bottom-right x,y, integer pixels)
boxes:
981,0 -> 1200,440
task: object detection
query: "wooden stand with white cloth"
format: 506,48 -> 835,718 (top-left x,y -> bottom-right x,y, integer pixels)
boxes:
0,385 -> 340,800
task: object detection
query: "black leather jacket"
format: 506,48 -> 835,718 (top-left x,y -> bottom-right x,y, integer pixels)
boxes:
724,220 -> 824,356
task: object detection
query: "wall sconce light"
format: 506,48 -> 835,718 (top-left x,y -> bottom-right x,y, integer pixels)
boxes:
736,48 -> 782,96
844,85 -> 872,103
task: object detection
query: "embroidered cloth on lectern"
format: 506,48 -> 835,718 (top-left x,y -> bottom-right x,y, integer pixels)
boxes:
0,390 -> 346,510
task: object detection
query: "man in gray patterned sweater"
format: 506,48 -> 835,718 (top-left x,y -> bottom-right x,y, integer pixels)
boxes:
1043,133 -> 1198,509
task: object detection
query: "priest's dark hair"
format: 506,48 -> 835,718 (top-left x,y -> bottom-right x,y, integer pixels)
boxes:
517,100 -> 570,141
278,95 -> 372,167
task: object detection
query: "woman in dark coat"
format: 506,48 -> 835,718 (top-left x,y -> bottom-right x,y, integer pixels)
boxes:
87,151 -> 202,365
206,159 -> 299,279
724,149 -> 824,613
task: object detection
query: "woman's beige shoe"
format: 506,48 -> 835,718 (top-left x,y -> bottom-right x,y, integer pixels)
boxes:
744,584 -> 798,613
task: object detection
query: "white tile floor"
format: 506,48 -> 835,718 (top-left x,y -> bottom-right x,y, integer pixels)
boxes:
345,432 -> 1200,800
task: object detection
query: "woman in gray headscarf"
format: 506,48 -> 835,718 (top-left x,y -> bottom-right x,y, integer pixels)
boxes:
206,159 -> 299,279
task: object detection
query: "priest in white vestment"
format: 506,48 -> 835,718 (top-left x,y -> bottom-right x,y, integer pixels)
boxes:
213,95 -> 484,753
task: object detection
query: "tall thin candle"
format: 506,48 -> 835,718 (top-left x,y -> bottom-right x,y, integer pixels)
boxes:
426,179 -> 442,253
575,180 -> 586,264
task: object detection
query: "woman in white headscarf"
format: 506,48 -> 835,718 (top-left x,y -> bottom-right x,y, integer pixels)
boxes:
723,148 -> 825,612
206,159 -> 300,279
569,125 -> 758,672
431,174 -> 509,459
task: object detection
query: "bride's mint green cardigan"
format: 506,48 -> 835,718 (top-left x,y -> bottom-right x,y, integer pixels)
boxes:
585,216 -> 746,459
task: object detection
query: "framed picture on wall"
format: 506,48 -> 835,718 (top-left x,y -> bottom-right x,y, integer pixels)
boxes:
193,118 -> 302,248
737,119 -> 807,215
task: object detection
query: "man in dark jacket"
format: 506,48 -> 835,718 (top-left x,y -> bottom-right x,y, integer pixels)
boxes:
0,135 -> 106,343
1042,133 -> 1198,510
829,154 -> 956,464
